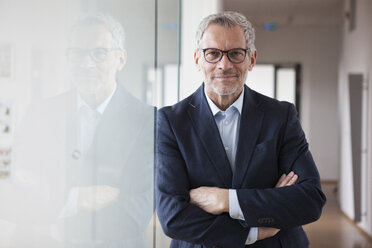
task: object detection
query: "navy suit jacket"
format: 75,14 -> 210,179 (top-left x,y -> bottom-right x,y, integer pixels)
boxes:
156,84 -> 326,248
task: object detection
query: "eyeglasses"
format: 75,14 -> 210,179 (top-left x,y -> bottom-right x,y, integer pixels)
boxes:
66,47 -> 121,63
200,48 -> 250,64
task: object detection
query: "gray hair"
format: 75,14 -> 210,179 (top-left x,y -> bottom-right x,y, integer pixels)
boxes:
71,13 -> 125,49
195,11 -> 255,53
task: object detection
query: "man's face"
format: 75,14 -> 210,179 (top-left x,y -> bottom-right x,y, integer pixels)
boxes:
68,24 -> 126,95
194,24 -> 256,98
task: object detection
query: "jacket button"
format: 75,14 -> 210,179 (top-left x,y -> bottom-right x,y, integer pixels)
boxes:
257,217 -> 275,224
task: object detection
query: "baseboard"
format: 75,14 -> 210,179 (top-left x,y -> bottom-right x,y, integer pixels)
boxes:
321,180 -> 338,185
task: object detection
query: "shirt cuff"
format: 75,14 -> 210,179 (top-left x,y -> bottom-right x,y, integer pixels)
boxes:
228,189 -> 244,220
246,227 -> 258,244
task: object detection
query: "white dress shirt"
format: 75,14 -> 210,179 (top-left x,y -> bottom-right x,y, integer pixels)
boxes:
205,86 -> 258,245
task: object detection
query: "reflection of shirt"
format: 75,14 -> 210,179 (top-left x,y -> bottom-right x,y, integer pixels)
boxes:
77,83 -> 117,153
77,83 -> 117,114
205,87 -> 258,245
59,83 -> 118,218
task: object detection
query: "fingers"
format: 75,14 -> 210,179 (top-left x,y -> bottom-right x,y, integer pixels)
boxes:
275,171 -> 298,188
288,173 -> 298,185
275,174 -> 287,187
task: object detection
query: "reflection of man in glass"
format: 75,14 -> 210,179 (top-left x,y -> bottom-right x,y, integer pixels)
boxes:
67,15 -> 126,110
2,13 -> 154,248
63,13 -> 154,247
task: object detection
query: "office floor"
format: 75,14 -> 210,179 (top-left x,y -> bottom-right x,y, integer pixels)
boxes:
304,183 -> 372,248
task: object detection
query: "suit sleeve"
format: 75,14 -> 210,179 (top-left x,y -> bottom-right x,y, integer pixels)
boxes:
236,103 -> 326,229
156,109 -> 249,248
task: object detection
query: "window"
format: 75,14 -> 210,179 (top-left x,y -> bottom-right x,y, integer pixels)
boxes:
247,63 -> 301,116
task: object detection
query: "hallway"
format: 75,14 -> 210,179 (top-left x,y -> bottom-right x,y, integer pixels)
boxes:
304,183 -> 372,247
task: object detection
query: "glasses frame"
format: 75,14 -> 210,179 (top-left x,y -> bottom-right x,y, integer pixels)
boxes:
66,47 -> 121,63
199,48 -> 250,64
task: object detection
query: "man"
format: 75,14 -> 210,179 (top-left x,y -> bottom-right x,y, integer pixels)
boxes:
2,13 -> 154,247
156,11 -> 326,248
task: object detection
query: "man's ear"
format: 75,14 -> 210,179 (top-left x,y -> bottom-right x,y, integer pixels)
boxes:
194,50 -> 201,71
248,49 -> 257,71
117,49 -> 127,71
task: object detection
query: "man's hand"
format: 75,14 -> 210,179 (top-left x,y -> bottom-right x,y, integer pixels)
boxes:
189,187 -> 229,215
275,171 -> 298,188
78,185 -> 120,211
257,171 -> 298,241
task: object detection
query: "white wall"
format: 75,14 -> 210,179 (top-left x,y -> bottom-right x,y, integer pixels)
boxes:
338,0 -> 372,236
250,26 -> 342,181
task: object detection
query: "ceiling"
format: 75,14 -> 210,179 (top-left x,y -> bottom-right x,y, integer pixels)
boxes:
223,0 -> 344,29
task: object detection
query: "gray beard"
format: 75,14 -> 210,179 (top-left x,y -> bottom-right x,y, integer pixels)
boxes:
210,84 -> 240,96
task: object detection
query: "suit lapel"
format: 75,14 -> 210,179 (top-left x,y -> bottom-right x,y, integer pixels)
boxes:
187,85 -> 232,188
233,85 -> 264,188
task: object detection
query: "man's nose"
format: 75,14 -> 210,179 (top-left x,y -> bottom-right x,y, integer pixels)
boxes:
217,54 -> 233,70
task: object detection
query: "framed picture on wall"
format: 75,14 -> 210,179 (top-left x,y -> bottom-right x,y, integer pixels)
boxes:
0,43 -> 13,81
0,101 -> 12,134
0,145 -> 11,179
0,101 -> 13,179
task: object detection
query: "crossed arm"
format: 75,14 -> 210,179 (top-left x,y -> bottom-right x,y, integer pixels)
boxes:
189,171 -> 298,241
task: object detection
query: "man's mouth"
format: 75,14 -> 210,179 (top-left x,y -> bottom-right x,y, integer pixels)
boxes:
213,74 -> 238,79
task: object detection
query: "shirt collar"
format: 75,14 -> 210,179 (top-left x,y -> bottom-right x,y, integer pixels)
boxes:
204,86 -> 244,116
77,83 -> 117,114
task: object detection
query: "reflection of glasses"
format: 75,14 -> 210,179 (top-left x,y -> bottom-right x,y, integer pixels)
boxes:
66,47 -> 121,63
200,48 -> 250,64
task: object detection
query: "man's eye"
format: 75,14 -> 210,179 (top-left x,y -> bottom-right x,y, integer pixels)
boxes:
230,51 -> 244,57
206,51 -> 220,57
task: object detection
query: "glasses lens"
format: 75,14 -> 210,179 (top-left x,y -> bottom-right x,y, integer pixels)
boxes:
227,49 -> 246,63
204,49 -> 222,63
91,48 -> 108,63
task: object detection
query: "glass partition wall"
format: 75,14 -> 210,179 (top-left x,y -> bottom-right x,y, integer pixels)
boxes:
0,0 -> 180,247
